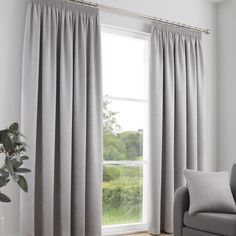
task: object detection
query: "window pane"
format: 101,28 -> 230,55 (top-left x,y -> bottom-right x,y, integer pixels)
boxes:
103,99 -> 145,161
103,163 -> 143,226
102,30 -> 148,228
101,32 -> 148,100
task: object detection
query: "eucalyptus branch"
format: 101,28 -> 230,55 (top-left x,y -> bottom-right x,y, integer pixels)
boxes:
0,123 -> 30,202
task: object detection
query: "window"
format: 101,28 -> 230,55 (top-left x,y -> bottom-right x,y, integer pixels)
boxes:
101,26 -> 149,235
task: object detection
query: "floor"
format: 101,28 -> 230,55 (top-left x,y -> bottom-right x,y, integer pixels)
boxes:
128,234 -> 173,236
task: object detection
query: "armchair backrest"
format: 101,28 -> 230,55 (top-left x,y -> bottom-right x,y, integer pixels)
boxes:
230,163 -> 236,201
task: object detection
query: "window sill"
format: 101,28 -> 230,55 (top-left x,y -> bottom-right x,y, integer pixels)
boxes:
102,223 -> 148,236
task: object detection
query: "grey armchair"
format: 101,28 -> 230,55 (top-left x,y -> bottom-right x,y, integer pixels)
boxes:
174,164 -> 236,236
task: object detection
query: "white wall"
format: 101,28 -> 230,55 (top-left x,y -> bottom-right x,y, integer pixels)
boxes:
0,0 -> 218,235
217,0 -> 236,172
0,0 -> 28,235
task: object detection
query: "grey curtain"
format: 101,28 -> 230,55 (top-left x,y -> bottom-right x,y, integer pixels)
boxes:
148,23 -> 205,235
20,1 -> 103,236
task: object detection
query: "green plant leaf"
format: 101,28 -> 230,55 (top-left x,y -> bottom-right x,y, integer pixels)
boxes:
9,123 -> 19,133
0,192 -> 11,202
0,130 -> 7,144
15,168 -> 31,173
12,137 -> 25,146
17,175 -> 28,192
0,170 -> 9,178
2,135 -> 15,153
5,157 -> 14,175
20,156 -> 29,161
0,176 -> 7,187
10,159 -> 23,169
5,157 -> 19,182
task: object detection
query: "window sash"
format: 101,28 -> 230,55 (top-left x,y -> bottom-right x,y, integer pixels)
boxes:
103,160 -> 147,165
102,25 -> 149,234
102,223 -> 148,236
104,95 -> 148,103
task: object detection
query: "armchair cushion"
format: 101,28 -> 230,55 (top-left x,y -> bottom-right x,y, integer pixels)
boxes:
184,212 -> 236,236
184,170 -> 236,215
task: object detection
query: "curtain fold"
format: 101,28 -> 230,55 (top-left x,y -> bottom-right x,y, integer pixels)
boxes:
20,1 -> 103,235
148,23 -> 205,235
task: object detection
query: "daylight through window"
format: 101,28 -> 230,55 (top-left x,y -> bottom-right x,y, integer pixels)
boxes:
101,29 -> 149,229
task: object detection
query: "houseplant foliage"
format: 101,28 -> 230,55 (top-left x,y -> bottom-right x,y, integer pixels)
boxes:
0,122 -> 30,202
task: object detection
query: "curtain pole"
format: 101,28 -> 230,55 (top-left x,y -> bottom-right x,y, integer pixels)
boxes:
68,0 -> 210,35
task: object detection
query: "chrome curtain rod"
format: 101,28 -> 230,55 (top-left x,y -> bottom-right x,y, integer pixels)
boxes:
68,0 -> 210,35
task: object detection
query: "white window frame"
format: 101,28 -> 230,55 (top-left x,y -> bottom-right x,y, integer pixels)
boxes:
101,25 -> 150,236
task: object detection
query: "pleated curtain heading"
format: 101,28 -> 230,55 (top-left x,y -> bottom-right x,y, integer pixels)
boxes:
20,0 -> 103,236
148,23 -> 205,235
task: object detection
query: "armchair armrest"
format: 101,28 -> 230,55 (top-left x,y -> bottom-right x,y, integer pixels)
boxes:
174,186 -> 189,236
230,163 -> 236,201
